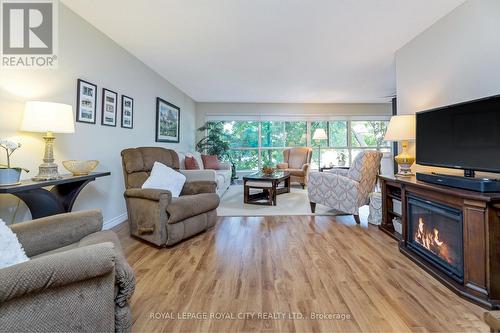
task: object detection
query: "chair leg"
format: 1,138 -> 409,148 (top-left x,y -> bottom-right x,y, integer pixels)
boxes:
310,202 -> 316,213
353,215 -> 360,224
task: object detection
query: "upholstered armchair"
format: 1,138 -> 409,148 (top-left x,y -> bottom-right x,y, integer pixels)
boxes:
276,147 -> 313,188
308,150 -> 383,223
0,210 -> 135,333
121,147 -> 220,247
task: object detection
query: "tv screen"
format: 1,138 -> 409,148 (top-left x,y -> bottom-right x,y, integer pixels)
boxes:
416,95 -> 500,173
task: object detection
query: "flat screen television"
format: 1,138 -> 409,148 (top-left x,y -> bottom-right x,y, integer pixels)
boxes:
416,94 -> 500,175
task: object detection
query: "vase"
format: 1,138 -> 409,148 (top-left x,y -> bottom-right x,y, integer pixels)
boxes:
0,168 -> 22,186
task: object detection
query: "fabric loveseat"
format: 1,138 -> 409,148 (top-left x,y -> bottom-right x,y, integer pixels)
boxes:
121,147 -> 220,246
177,151 -> 232,196
0,210 -> 135,333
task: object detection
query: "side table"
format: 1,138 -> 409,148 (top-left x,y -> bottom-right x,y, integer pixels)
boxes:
0,172 -> 110,219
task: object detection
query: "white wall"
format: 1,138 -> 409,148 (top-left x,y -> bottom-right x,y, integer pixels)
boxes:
0,4 -> 196,227
395,0 -> 500,175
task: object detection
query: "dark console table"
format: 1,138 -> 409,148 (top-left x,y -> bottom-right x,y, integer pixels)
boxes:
0,172 -> 110,219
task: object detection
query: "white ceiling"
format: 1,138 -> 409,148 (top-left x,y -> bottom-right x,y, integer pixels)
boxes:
62,0 -> 465,103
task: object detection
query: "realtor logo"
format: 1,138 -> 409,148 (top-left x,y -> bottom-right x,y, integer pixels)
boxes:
1,0 -> 58,68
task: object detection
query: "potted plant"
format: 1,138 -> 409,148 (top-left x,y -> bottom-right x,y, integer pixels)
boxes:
337,151 -> 347,167
0,140 -> 29,185
196,122 -> 236,179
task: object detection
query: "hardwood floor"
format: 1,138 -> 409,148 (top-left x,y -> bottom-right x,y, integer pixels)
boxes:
114,215 -> 488,332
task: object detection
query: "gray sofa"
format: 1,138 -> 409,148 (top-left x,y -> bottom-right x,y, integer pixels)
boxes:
0,210 -> 135,333
177,151 -> 232,196
121,147 -> 220,247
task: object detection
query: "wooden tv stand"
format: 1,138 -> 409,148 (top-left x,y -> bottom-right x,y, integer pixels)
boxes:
379,174 -> 500,309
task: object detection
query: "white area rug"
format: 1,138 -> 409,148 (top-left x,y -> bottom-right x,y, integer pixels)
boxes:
218,185 -> 360,217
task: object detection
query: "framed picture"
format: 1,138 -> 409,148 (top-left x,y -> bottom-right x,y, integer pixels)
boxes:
121,95 -> 134,129
101,88 -> 118,127
156,97 -> 180,143
76,79 -> 97,124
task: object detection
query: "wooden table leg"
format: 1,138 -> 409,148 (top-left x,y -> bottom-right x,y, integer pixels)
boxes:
244,181 -> 249,204
272,181 -> 277,205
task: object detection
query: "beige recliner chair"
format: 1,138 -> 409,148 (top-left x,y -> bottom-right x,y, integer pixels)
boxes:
276,147 -> 313,188
0,210 -> 135,333
121,147 -> 220,247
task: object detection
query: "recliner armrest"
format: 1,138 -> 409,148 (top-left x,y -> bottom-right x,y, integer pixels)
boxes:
124,188 -> 172,202
11,210 -> 103,258
0,242 -> 115,303
181,181 -> 217,195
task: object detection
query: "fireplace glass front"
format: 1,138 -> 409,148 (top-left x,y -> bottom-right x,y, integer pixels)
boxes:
407,195 -> 464,282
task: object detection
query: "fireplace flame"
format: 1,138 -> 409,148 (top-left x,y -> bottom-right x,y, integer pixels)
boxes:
415,217 -> 453,264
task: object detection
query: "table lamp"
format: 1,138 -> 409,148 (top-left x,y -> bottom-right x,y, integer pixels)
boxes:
20,101 -> 75,181
384,115 -> 416,176
312,128 -> 328,168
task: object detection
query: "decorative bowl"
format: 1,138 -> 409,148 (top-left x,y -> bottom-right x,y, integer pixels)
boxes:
262,167 -> 276,175
62,160 -> 99,176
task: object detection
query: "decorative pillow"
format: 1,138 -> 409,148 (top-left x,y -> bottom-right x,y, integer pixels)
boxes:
0,218 -> 29,269
185,156 -> 200,170
142,162 -> 186,197
201,155 -> 221,170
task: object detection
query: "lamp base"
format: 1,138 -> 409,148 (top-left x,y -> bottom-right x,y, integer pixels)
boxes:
32,162 -> 62,181
32,132 -> 62,181
394,140 -> 415,178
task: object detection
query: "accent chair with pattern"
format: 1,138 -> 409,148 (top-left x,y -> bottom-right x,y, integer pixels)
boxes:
276,147 -> 313,188
308,150 -> 383,223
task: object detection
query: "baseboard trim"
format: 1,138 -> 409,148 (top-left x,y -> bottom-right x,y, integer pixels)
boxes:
103,212 -> 127,230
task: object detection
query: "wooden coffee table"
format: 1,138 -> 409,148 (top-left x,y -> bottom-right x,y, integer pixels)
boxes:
243,171 -> 290,206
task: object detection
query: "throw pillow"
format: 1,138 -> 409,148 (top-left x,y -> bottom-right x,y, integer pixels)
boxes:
201,155 -> 221,170
142,162 -> 186,197
0,218 -> 29,269
185,156 -> 200,170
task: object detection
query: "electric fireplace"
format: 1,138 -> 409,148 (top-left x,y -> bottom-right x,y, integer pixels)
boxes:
380,175 -> 500,309
407,195 -> 464,282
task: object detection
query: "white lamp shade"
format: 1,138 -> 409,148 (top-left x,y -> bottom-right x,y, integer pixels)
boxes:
384,115 -> 416,141
21,102 -> 75,133
312,128 -> 328,140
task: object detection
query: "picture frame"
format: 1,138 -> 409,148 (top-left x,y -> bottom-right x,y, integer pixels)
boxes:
121,95 -> 134,129
155,97 -> 180,143
76,79 -> 97,124
101,88 -> 118,127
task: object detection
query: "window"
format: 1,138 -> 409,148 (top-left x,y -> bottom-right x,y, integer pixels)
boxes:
228,149 -> 259,171
224,121 -> 259,148
351,121 -> 389,148
261,121 -> 285,147
205,118 -> 390,172
261,149 -> 285,167
310,121 -> 328,147
285,122 -> 307,147
329,121 -> 348,147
